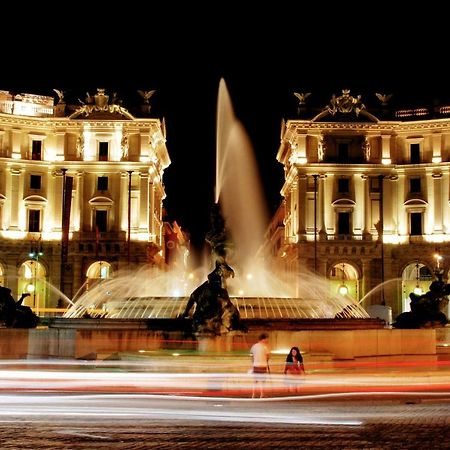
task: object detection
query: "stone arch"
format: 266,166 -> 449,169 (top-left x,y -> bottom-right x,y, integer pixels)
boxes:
18,259 -> 47,311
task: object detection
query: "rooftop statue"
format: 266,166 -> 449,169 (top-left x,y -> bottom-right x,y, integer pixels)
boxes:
69,88 -> 134,119
394,271 -> 449,328
137,90 -> 156,104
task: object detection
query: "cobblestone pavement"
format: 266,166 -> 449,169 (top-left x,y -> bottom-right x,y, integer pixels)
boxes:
0,399 -> 449,449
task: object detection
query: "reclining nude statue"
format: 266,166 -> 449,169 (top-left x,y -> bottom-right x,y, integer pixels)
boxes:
180,261 -> 246,336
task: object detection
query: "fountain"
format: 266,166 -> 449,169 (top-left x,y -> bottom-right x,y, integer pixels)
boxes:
61,79 -> 370,324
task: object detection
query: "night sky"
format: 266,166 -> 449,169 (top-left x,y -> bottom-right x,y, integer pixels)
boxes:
2,9 -> 448,265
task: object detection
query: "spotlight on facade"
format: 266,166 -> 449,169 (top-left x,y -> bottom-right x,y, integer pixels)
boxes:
26,283 -> 35,293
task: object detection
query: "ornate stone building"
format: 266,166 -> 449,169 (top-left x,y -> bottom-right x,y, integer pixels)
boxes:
276,90 -> 450,319
0,88 -> 170,314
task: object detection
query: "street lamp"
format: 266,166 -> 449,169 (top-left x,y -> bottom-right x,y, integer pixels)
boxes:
312,174 -> 319,274
413,261 -> 422,296
28,239 -> 43,310
378,174 -> 385,305
338,263 -> 349,296
127,170 -> 133,266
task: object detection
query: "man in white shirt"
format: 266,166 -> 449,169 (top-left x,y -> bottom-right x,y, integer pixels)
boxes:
250,333 -> 270,398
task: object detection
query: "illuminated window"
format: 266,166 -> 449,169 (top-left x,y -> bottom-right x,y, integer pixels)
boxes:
28,209 -> 41,232
338,178 -> 349,194
31,140 -> 42,160
95,210 -> 107,232
98,142 -> 109,161
338,143 -> 348,160
338,212 -> 350,235
409,178 -> 421,193
30,175 -> 41,190
410,143 -> 420,164
410,212 -> 422,235
97,176 -> 108,191
369,176 -> 380,192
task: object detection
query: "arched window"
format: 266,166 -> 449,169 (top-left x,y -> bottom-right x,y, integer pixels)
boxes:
329,262 -> 359,300
86,261 -> 112,290
402,262 -> 432,312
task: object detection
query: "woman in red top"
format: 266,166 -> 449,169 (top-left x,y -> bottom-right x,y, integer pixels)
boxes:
284,346 -> 305,392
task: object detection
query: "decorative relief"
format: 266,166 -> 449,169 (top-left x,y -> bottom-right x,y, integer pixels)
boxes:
327,90 -> 366,116
69,88 -> 134,119
76,134 -> 84,158
120,133 -> 129,159
362,136 -> 371,161
317,135 -> 326,161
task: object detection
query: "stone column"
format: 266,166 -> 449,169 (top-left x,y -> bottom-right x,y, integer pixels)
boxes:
432,172 -> 443,234
8,167 -> 22,230
362,175 -> 371,238
381,135 -> 391,165
55,132 -> 65,160
139,172 -> 149,233
432,133 -> 442,163
318,175 -> 326,237
297,175 -> 307,240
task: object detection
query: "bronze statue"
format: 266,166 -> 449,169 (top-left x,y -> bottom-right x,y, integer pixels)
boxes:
0,287 -> 39,328
394,271 -> 449,328
180,262 -> 245,336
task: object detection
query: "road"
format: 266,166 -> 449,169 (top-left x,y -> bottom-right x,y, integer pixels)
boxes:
0,394 -> 449,449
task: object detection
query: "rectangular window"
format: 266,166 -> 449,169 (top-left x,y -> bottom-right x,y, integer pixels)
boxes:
30,175 -> 41,190
410,143 -> 420,164
410,178 -> 421,193
28,209 -> 40,232
98,142 -> 109,161
95,210 -> 107,232
338,212 -> 350,235
369,176 -> 381,192
338,178 -> 349,193
97,176 -> 108,191
338,143 -> 348,160
410,212 -> 422,235
32,140 -> 42,160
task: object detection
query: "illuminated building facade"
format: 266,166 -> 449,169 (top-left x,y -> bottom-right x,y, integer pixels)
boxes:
0,88 -> 170,314
276,90 -> 450,318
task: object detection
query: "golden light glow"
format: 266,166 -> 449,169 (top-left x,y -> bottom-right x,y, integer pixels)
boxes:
432,156 -> 442,163
338,284 -> 348,296
413,286 -> 423,295
382,158 -> 392,165
434,253 -> 443,268
26,283 -> 35,293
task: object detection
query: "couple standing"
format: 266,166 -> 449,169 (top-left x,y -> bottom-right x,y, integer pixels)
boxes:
250,333 -> 305,397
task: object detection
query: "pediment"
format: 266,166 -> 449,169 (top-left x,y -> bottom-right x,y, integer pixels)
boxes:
332,198 -> 356,207
404,199 -> 428,207
89,196 -> 113,206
